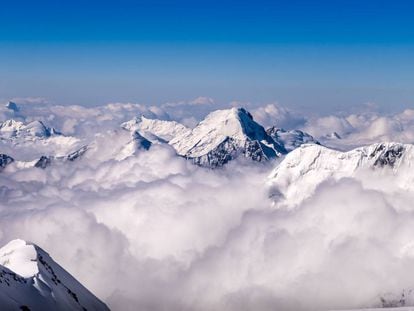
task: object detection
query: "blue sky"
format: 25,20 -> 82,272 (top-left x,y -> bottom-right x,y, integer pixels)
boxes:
1,0 -> 414,112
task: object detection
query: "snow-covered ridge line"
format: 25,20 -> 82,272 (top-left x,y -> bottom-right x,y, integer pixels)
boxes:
119,107 -> 321,167
121,116 -> 190,143
268,142 -> 414,206
169,107 -> 286,162
1,105 -> 319,169
0,239 -> 109,311
0,119 -> 61,139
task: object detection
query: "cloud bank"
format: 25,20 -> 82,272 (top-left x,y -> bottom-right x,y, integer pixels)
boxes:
2,98 -> 414,310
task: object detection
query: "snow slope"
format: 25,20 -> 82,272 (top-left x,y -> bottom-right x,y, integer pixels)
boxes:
169,107 -> 287,167
116,131 -> 152,161
268,142 -> 413,206
121,116 -> 190,143
120,108 -> 322,167
0,119 -> 60,139
0,239 -> 109,311
0,119 -> 80,162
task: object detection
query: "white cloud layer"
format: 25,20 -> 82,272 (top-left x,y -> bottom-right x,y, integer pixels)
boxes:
3,140 -> 414,310
303,109 -> 414,150
2,98 -> 414,310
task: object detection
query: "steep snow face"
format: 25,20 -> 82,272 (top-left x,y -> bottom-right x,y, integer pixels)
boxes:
122,116 -> 191,143
169,107 -> 287,167
116,131 -> 152,161
268,142 -> 414,206
0,239 -> 109,311
266,127 -> 320,152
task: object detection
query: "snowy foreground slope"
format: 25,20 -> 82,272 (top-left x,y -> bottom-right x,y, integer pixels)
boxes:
268,142 -> 413,206
0,239 -> 109,311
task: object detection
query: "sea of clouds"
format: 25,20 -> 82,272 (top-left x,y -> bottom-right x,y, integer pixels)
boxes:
2,98 -> 414,310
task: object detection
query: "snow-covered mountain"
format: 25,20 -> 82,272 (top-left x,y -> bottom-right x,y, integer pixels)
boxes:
33,145 -> 89,169
169,107 -> 287,167
0,239 -> 109,311
0,119 -> 60,140
268,142 -> 412,206
5,101 -> 19,112
116,131 -> 152,161
266,126 -> 320,152
121,116 -> 190,143
120,108 -> 323,167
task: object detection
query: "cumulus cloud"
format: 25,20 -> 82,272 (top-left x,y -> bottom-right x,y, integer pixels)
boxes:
1,132 -> 414,310
160,97 -> 217,127
9,97 -> 51,105
250,103 -> 306,129
2,99 -> 414,310
0,138 -> 274,310
300,108 -> 414,150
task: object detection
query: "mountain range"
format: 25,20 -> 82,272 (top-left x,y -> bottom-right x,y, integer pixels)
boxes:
268,142 -> 411,207
0,106 -> 320,169
2,104 -> 414,310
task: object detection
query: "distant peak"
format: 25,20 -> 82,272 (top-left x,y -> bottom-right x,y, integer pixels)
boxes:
5,101 -> 19,112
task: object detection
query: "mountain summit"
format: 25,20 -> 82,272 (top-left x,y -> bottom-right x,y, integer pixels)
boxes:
169,107 -> 287,167
0,119 -> 60,140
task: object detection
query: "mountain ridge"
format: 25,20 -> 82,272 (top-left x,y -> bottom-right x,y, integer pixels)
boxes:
0,239 -> 109,311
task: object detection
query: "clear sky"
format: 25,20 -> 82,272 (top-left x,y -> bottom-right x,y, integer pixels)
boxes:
1,0 -> 414,113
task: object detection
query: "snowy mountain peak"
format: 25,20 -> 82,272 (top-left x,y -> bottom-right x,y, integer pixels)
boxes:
0,119 -> 60,139
169,107 -> 287,167
268,142 -> 413,206
0,239 -> 109,310
122,116 -> 190,143
5,101 -> 19,112
195,107 -> 258,141
0,119 -> 24,132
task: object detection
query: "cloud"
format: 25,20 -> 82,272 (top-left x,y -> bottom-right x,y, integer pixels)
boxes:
161,97 -> 217,127
0,140 -> 274,310
2,134 -> 414,310
250,103 -> 306,129
2,100 -> 414,310
9,97 -> 51,105
300,108 -> 414,150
